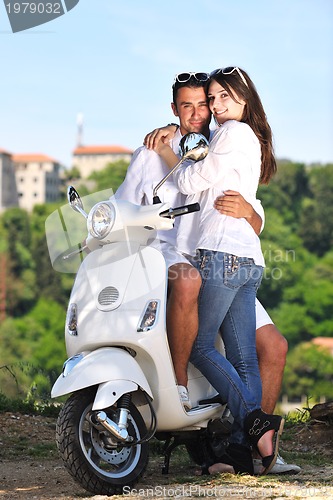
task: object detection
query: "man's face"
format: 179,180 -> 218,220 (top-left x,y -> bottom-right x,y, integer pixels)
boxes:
172,86 -> 211,138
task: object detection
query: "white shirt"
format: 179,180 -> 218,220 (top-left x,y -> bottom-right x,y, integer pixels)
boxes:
174,120 -> 265,266
114,130 -> 185,246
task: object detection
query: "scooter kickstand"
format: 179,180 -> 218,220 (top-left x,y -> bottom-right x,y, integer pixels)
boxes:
161,436 -> 181,474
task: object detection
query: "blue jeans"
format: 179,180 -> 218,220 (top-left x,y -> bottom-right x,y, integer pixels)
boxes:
190,250 -> 264,445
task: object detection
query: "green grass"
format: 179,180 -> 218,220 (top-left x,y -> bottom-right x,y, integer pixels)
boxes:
0,435 -> 58,460
0,392 -> 60,417
27,442 -> 58,458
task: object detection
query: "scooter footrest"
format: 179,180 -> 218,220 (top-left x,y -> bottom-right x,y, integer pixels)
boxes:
198,395 -> 224,405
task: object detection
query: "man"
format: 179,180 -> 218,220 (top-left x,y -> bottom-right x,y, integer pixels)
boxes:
115,73 -> 299,474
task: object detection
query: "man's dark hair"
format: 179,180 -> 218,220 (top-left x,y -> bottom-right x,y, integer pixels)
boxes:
172,76 -> 207,106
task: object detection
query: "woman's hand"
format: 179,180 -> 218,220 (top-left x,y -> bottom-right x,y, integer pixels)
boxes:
214,190 -> 253,218
150,135 -> 173,156
149,135 -> 179,170
144,124 -> 178,150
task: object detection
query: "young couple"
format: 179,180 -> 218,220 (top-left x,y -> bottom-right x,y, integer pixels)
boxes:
115,68 -> 299,476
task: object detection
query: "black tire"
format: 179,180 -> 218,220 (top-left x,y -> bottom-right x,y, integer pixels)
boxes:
56,387 -> 149,496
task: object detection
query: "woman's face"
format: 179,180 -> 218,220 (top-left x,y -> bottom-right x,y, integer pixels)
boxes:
208,80 -> 246,125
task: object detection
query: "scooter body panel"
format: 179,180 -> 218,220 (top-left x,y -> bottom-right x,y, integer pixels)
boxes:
65,244 -> 168,357
59,242 -> 224,430
51,347 -> 152,400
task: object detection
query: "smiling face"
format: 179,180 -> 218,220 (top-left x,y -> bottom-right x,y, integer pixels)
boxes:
207,79 -> 246,125
171,86 -> 211,138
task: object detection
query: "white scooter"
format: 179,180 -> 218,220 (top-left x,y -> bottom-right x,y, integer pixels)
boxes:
47,134 -> 231,496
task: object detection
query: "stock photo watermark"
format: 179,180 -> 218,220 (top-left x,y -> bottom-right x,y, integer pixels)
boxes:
123,484 -> 330,498
3,0 -> 79,32
262,245 -> 296,281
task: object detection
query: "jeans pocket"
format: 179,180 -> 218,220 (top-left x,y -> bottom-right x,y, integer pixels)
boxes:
223,255 -> 250,290
254,266 -> 264,292
196,250 -> 216,282
199,255 -> 211,281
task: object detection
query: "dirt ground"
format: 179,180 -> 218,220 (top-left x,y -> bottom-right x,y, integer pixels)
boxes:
1,411 -> 333,500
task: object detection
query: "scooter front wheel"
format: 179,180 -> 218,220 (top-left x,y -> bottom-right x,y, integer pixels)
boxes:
56,387 -> 149,496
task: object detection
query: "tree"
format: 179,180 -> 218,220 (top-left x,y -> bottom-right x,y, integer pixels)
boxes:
88,160 -> 129,193
0,298 -> 66,398
0,208 -> 36,315
30,204 -> 66,305
258,161 -> 309,231
1,208 -> 32,275
257,207 -> 315,308
63,165 -> 81,181
282,342 -> 333,400
270,251 -> 333,346
299,165 -> 333,256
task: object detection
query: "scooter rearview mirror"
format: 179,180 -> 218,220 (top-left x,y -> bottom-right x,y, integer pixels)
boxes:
178,132 -> 209,162
152,133 -> 209,204
67,186 -> 88,218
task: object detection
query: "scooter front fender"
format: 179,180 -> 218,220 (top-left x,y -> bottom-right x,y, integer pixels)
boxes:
51,347 -> 153,404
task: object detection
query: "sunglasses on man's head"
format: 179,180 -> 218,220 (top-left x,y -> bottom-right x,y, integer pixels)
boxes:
173,72 -> 209,84
210,67 -> 248,88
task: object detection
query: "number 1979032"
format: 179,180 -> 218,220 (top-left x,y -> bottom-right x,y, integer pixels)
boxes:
5,2 -> 62,14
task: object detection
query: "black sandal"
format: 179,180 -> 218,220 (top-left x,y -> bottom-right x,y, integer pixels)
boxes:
244,409 -> 284,475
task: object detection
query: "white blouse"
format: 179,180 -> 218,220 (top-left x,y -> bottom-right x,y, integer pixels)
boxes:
174,120 -> 265,267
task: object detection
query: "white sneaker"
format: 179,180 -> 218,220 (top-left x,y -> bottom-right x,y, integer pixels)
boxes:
253,454 -> 301,475
177,385 -> 192,411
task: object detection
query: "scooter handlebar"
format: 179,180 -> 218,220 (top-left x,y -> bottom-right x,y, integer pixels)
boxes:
159,202 -> 200,219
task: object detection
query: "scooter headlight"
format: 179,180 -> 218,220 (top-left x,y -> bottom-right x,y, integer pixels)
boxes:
87,202 -> 116,239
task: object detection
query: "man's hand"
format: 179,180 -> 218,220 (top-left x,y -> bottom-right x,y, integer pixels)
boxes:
214,190 -> 262,235
144,124 -> 178,150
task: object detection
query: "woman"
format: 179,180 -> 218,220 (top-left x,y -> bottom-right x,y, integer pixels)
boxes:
151,67 -> 283,475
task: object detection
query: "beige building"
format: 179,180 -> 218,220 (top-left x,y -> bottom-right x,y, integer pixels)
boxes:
13,154 -> 61,212
0,149 -> 19,212
312,337 -> 333,356
72,145 -> 133,178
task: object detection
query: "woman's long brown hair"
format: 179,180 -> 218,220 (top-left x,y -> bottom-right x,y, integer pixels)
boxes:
208,68 -> 277,184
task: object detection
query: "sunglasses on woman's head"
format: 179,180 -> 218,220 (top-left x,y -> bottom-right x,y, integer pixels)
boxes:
173,72 -> 209,84
210,67 -> 248,88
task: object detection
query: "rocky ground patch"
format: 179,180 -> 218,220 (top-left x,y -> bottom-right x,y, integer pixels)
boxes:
1,411 -> 333,499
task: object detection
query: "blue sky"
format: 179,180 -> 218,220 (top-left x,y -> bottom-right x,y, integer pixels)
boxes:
1,0 -> 332,168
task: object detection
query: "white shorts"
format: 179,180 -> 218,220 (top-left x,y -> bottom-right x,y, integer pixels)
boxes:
150,240 -> 191,268
255,299 -> 274,329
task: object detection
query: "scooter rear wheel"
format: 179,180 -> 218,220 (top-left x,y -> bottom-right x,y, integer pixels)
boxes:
56,387 -> 149,495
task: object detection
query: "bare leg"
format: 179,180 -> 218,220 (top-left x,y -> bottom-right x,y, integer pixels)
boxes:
167,263 -> 201,387
256,324 -> 288,413
207,463 -> 235,474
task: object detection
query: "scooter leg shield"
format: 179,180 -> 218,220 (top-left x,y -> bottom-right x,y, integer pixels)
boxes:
51,347 -> 153,401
